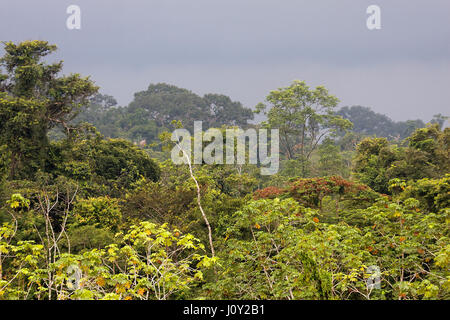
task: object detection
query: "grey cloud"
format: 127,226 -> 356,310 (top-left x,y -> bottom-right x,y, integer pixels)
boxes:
1,0 -> 449,121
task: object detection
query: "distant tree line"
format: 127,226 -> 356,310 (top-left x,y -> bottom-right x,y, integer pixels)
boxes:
73,84 -> 254,146
337,105 -> 447,141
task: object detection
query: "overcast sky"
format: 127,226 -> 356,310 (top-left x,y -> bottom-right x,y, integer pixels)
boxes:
1,0 -> 449,122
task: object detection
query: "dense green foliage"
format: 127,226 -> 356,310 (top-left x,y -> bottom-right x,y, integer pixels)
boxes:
0,41 -> 448,300
354,125 -> 449,194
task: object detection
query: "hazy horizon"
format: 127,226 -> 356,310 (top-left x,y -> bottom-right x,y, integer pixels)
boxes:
1,0 -> 449,123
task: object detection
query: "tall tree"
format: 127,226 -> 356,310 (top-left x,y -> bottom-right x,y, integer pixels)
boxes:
256,80 -> 352,177
0,41 -> 98,178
